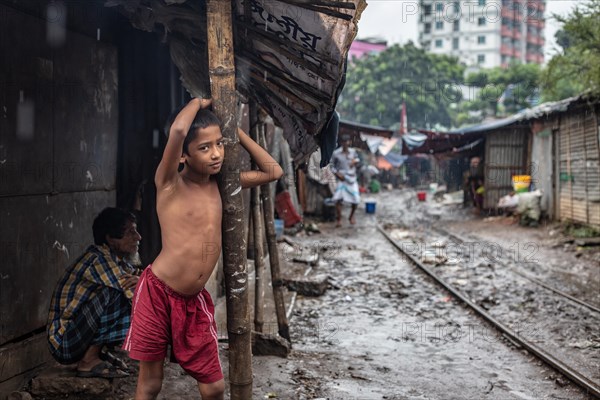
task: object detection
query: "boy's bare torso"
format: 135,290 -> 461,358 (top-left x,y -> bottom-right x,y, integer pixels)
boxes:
152,177 -> 222,295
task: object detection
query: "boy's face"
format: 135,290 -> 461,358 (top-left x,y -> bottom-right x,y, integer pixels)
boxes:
182,125 -> 224,175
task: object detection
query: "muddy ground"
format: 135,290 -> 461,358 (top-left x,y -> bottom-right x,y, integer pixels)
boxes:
26,188 -> 599,399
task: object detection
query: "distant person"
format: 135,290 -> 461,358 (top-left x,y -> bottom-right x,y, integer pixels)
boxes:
468,157 -> 484,212
330,134 -> 361,227
123,98 -> 283,400
47,207 -> 141,378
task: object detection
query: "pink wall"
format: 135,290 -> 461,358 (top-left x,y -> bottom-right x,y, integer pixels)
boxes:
348,39 -> 387,60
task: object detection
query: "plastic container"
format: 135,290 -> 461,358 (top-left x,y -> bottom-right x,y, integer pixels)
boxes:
417,191 -> 427,202
274,219 -> 284,239
365,199 -> 377,214
323,198 -> 337,222
512,175 -> 531,193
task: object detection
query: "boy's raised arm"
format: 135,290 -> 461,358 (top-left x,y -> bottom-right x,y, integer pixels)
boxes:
155,98 -> 211,189
239,128 -> 284,189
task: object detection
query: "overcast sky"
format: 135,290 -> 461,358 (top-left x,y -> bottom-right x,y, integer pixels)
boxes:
356,0 -> 589,60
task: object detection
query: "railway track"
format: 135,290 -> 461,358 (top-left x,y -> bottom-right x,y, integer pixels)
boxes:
430,226 -> 600,314
377,224 -> 600,399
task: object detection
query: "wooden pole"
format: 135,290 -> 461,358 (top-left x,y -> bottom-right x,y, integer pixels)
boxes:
259,128 -> 291,343
206,1 -> 252,398
250,102 -> 266,333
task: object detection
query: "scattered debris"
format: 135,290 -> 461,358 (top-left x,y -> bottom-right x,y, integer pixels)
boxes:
30,367 -> 112,398
252,332 -> 291,358
284,275 -> 329,296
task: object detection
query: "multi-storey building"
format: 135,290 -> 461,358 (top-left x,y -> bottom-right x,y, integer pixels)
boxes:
418,0 -> 545,69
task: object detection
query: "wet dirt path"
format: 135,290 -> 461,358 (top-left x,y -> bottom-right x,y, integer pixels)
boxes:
106,189 -> 596,399
251,211 -> 591,399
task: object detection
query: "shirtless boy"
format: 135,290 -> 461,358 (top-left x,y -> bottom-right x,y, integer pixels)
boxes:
124,98 -> 283,399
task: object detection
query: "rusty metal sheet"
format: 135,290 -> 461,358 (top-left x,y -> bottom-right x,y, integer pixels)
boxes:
558,110 -> 600,227
0,191 -> 115,344
484,128 -> 529,209
53,32 -> 118,192
0,5 -> 54,196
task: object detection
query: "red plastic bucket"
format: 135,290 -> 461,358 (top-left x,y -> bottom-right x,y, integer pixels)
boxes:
417,191 -> 427,202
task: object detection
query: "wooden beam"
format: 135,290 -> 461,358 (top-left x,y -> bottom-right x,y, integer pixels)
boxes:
250,102 -> 266,333
259,127 -> 291,342
206,1 -> 252,398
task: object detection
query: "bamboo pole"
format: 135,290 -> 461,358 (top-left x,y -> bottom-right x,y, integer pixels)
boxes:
259,127 -> 291,343
206,1 -> 252,398
250,102 -> 266,333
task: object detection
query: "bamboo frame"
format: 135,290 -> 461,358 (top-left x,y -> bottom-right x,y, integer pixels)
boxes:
206,1 -> 252,398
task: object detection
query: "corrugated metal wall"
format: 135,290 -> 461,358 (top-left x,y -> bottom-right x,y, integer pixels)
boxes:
0,3 -> 118,395
557,108 -> 600,228
484,127 -> 530,209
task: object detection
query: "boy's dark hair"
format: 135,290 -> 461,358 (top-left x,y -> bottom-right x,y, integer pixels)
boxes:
92,208 -> 137,246
164,106 -> 222,155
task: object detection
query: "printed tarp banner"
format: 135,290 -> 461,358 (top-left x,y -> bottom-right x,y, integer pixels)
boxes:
234,0 -> 366,162
106,0 -> 365,163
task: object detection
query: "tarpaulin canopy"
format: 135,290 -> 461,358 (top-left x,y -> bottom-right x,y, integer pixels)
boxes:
106,0 -> 366,163
400,129 -> 484,156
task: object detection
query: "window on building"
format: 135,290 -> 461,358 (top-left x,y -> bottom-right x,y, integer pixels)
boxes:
477,54 -> 486,63
436,21 -> 444,30
478,17 -> 486,26
453,20 -> 460,31
478,35 -> 486,44
479,0 -> 486,6
453,2 -> 460,13
436,2 -> 444,12
424,5 -> 432,15
425,23 -> 431,33
435,39 -> 443,48
453,38 -> 459,50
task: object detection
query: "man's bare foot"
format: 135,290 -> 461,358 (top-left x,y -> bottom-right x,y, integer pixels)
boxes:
336,219 -> 342,228
349,216 -> 356,225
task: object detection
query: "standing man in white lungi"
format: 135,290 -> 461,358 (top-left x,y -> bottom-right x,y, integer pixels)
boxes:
330,134 -> 361,227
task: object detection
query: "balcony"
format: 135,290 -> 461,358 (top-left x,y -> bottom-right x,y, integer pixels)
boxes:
501,44 -> 513,55
501,8 -> 517,19
526,35 -> 544,46
513,30 -> 522,40
526,53 -> 544,64
501,25 -> 512,36
528,19 -> 545,29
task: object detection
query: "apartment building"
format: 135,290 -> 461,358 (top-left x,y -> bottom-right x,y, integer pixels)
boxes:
418,0 -> 545,69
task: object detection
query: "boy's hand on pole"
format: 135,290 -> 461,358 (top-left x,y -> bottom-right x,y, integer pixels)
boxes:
197,98 -> 212,109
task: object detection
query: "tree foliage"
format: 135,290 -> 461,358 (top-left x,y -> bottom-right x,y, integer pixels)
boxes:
542,0 -> 600,100
337,42 -> 465,129
455,63 -> 541,125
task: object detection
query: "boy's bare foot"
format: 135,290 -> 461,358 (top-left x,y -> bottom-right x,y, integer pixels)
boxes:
349,216 -> 356,225
336,219 -> 342,228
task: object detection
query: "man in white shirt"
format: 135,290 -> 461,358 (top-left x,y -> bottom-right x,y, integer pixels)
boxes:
330,134 -> 361,227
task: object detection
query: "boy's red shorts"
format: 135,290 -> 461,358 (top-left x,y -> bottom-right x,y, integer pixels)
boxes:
123,267 -> 223,384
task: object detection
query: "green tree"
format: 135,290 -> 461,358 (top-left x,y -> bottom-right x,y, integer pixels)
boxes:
337,42 -> 465,129
542,0 -> 600,100
461,63 -> 541,120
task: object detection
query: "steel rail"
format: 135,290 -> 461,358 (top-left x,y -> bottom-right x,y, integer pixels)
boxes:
430,226 -> 600,314
378,224 -> 600,399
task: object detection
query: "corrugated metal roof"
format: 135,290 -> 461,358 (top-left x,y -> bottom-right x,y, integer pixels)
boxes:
450,93 -> 595,135
339,119 -> 394,135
